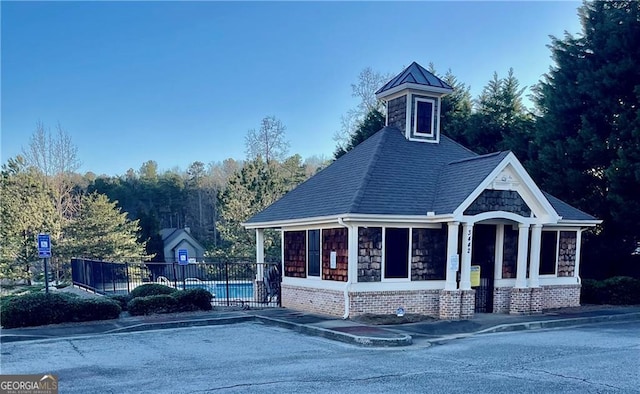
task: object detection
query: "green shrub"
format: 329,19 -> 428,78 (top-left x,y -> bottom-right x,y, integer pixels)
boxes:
68,298 -> 122,322
127,294 -> 178,316
581,276 -> 640,305
109,294 -> 132,311
171,289 -> 213,312
130,284 -> 177,299
1,292 -> 121,328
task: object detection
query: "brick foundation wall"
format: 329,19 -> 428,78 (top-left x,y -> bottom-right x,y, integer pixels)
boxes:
542,284 -> 581,309
460,290 -> 476,319
510,287 -> 531,314
281,285 -> 345,317
530,287 -> 543,314
493,287 -> 511,313
411,228 -> 446,281
350,290 -> 440,318
322,228 -> 348,282
284,231 -> 306,278
358,227 -> 382,282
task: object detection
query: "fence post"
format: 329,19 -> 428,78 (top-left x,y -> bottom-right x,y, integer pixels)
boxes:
100,261 -> 105,294
225,261 -> 230,306
182,265 -> 186,290
172,263 -> 178,289
125,263 -> 130,294
112,263 -> 117,293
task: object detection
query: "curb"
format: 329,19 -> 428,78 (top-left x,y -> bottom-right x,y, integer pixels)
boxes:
254,316 -> 413,347
476,312 -> 640,335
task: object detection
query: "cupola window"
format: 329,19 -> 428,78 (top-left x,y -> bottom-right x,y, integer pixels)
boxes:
414,97 -> 435,137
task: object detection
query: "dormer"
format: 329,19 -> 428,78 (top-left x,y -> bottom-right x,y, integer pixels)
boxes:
375,62 -> 453,143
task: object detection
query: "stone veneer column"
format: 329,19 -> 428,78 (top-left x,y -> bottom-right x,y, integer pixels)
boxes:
445,222 -> 460,290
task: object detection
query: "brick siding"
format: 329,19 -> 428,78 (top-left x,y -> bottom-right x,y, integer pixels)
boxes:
281,285 -> 344,317
493,287 -> 512,313
542,284 -> 581,309
350,290 -> 441,317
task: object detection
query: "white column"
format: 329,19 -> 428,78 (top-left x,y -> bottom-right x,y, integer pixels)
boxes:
528,224 -> 542,288
348,225 -> 358,283
494,224 -> 505,281
445,222 -> 460,290
256,229 -> 265,280
574,229 -> 583,281
515,223 -> 530,288
460,222 -> 474,290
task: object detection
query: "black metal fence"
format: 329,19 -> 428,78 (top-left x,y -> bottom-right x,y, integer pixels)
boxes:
71,258 -> 281,309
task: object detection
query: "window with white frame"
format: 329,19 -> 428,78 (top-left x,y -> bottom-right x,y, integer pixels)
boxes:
414,97 -> 435,136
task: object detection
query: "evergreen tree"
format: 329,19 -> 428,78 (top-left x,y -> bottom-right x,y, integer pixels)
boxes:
0,157 -> 58,283
59,193 -> 148,261
438,69 -> 473,144
531,1 -> 640,275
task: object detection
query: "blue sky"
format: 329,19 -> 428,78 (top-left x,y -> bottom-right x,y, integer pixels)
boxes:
1,1 -> 582,176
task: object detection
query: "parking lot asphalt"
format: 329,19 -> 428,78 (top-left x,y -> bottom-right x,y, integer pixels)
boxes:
2,304 -> 639,347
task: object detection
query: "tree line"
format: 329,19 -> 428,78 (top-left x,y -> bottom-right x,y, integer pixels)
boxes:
1,1 -> 638,284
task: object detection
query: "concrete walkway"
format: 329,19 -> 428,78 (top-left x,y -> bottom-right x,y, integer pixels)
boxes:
2,304 -> 639,347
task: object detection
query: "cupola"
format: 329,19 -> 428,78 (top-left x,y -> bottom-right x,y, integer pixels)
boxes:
375,62 -> 453,143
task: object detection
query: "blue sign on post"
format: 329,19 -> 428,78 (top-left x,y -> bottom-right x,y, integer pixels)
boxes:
38,233 -> 51,258
178,249 -> 188,265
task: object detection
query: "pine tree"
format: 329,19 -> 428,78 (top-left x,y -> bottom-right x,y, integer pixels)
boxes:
59,193 -> 148,261
531,1 -> 640,275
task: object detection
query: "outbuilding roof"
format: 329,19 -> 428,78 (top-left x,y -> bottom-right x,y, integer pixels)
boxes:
245,125 -> 597,226
375,61 -> 453,96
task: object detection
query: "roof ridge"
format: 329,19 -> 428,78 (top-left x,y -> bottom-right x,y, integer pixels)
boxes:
348,127 -> 389,213
447,151 -> 505,165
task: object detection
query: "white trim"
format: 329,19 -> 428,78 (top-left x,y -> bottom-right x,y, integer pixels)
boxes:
460,211 -> 537,225
539,276 -> 581,286
352,280 -> 446,292
494,279 -> 517,287
445,222 -> 459,290
282,276 -> 346,291
413,96 -> 436,138
574,229 -> 583,279
375,83 -> 452,100
243,213 -> 455,229
453,153 -> 561,224
494,224 -> 504,281
408,136 -> 440,144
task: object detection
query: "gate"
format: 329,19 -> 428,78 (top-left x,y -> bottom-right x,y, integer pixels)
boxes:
474,276 -> 494,313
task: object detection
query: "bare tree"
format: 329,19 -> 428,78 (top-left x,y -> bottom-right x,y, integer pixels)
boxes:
22,122 -> 82,282
333,68 -> 392,152
245,116 -> 290,163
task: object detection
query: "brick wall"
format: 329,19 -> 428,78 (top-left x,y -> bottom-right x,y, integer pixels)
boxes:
358,227 -> 382,282
542,284 -> 581,309
460,290 -> 476,319
509,287 -> 532,314
493,287 -> 512,313
502,226 -> 517,278
350,290 -> 440,317
438,290 -> 475,320
530,287 -> 543,314
464,190 -> 532,216
281,285 -> 344,317
284,231 -> 306,278
322,228 -> 348,282
558,231 -> 577,277
411,227 -> 446,281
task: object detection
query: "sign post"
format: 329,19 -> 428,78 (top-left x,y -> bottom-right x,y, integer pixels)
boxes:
178,249 -> 188,290
37,234 -> 52,294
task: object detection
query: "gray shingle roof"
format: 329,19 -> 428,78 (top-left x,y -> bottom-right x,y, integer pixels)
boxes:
431,152 -> 511,215
375,62 -> 453,96
543,192 -> 597,221
246,129 -> 596,225
246,127 -> 477,224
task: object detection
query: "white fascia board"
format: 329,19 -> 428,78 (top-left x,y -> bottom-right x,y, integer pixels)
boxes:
282,276 -> 347,291
243,213 -> 455,230
376,83 -> 452,100
453,153 -> 561,223
555,219 -> 602,227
